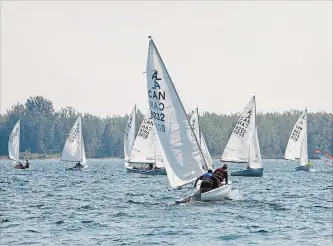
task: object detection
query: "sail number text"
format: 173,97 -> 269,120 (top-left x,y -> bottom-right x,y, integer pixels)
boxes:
233,110 -> 252,138
148,71 -> 166,133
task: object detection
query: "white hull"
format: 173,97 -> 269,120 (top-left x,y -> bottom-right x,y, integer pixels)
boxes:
201,183 -> 232,201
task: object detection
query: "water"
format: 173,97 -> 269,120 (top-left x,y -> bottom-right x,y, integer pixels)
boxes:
0,159 -> 332,246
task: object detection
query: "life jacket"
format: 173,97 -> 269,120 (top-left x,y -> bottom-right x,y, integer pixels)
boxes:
202,173 -> 213,180
214,168 -> 225,182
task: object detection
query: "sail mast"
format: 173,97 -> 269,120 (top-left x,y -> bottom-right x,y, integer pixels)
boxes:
149,37 -> 208,172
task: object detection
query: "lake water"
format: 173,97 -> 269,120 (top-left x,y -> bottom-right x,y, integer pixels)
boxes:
0,159 -> 332,246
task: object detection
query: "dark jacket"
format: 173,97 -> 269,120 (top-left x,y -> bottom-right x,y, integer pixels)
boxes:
214,168 -> 228,184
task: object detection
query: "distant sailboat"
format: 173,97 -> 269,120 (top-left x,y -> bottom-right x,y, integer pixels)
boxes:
8,120 -> 27,169
314,150 -> 333,166
189,108 -> 214,171
61,116 -> 87,169
146,37 -> 231,201
285,109 -> 312,171
221,96 -> 263,177
126,110 -> 166,175
123,105 -> 136,168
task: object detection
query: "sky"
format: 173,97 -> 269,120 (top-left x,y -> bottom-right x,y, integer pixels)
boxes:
0,1 -> 332,117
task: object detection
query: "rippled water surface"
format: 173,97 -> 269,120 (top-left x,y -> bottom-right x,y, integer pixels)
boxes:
1,159 -> 332,246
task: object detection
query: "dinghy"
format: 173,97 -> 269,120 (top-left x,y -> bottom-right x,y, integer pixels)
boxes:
146,36 -> 231,201
60,116 -> 87,170
221,96 -> 263,177
284,109 -> 312,171
8,120 -> 27,169
126,110 -> 166,175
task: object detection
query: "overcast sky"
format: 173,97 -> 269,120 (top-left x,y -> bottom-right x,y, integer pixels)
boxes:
1,1 -> 332,116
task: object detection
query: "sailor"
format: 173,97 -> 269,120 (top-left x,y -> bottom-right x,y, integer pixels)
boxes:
74,161 -> 83,168
24,159 -> 30,168
307,161 -> 312,167
194,170 -> 218,194
17,162 -> 24,168
148,163 -> 154,170
214,163 -> 229,185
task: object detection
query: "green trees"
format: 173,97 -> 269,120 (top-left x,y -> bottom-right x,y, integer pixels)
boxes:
0,96 -> 332,159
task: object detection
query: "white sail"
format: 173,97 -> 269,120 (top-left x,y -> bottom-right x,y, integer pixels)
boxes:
201,134 -> 214,170
146,38 -> 205,188
81,135 -> 87,166
221,96 -> 256,163
61,116 -> 84,162
248,128 -> 262,169
284,109 -> 307,160
299,112 -> 308,166
124,106 -> 136,164
8,120 -> 20,164
129,111 -> 157,164
190,108 -> 213,170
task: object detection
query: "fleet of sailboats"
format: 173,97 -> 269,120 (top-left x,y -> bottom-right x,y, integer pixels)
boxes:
221,96 -> 263,177
124,109 -> 166,175
5,36 -> 328,205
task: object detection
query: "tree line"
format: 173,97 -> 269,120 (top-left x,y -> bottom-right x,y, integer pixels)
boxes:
0,96 -> 332,159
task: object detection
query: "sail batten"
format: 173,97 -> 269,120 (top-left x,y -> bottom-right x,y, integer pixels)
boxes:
146,38 -> 205,188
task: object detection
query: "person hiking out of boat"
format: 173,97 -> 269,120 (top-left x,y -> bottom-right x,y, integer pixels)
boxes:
194,170 -> 219,194
16,162 -> 24,168
148,163 -> 154,170
24,159 -> 29,168
307,161 -> 312,167
74,161 -> 83,168
214,163 -> 229,185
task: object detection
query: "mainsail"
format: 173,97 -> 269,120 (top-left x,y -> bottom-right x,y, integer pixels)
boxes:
124,106 -> 136,164
221,96 -> 256,163
284,109 -> 307,161
248,128 -> 262,169
190,108 -> 214,170
8,120 -> 20,165
129,110 -> 157,164
61,116 -> 86,165
146,37 -> 206,188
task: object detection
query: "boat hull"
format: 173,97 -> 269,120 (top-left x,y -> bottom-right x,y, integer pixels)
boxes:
126,167 -> 167,175
201,184 -> 232,201
295,165 -> 311,171
14,165 -> 27,169
231,168 -> 263,177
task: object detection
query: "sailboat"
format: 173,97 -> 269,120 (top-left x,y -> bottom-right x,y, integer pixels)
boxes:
126,110 -> 167,175
60,116 -> 87,169
221,96 -> 263,177
123,105 -> 136,168
314,150 -> 333,166
8,120 -> 27,169
146,36 -> 231,201
189,108 -> 214,171
284,109 -> 312,171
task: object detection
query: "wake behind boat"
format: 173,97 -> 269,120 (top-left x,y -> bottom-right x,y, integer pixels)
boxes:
146,36 -> 231,202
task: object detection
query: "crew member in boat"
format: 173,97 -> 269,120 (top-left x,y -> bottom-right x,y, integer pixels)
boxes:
194,170 -> 219,193
148,163 -> 154,170
214,163 -> 229,185
17,162 -> 24,168
74,161 -> 83,168
24,159 -> 30,168
307,161 -> 312,167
